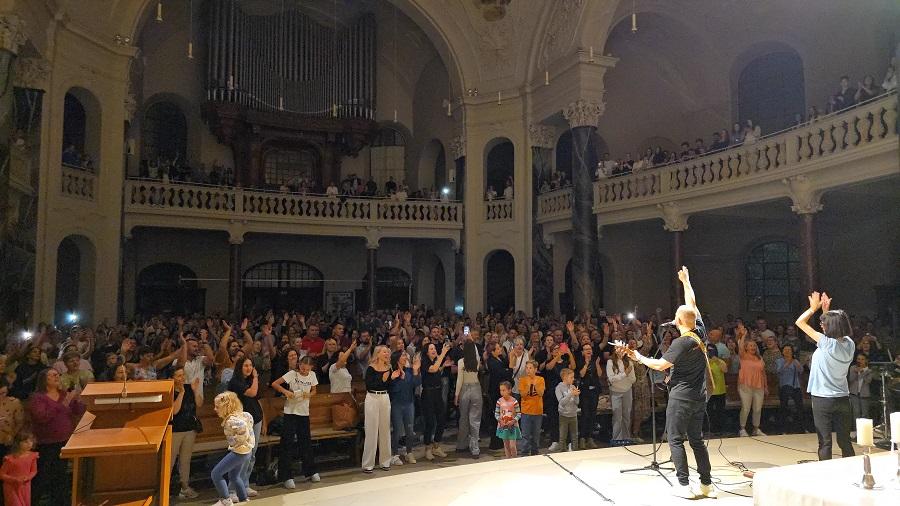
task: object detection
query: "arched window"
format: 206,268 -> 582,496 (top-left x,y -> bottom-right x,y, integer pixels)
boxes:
746,241 -> 800,313
485,250 -> 515,313
738,51 -> 805,135
243,260 -> 324,313
485,139 -> 514,197
62,88 -> 102,171
62,94 -> 86,159
142,101 -> 188,163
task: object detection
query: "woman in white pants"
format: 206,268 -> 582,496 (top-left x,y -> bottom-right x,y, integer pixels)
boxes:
362,346 -> 401,473
170,366 -> 202,499
607,346 -> 636,441
736,323 -> 767,437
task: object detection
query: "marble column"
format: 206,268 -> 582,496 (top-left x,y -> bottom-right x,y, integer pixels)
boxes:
784,175 -> 822,296
450,136 -> 466,311
529,124 -> 556,314
562,99 -> 604,313
366,245 -> 377,310
228,239 -> 243,317
660,202 -> 689,308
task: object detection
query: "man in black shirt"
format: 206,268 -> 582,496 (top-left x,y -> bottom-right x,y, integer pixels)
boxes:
617,267 -> 714,499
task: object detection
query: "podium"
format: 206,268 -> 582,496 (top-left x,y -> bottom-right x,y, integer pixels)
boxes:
62,380 -> 175,506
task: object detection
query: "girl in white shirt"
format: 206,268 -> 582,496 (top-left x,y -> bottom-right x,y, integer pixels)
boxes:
607,347 -> 636,441
271,356 -> 320,488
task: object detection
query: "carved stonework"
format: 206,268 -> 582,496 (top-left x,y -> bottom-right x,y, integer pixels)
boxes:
782,175 -> 823,215
562,98 -> 605,129
528,124 -> 557,149
539,0 -> 586,69
124,93 -> 138,121
468,1 -> 523,81
658,202 -> 689,232
0,14 -> 26,54
12,57 -> 50,90
449,136 -> 466,160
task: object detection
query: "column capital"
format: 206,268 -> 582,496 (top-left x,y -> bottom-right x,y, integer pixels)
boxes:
12,57 -> 50,90
528,124 -> 557,149
562,98 -> 605,129
449,135 -> 466,160
782,175 -> 823,215
0,14 -> 26,54
658,202 -> 689,232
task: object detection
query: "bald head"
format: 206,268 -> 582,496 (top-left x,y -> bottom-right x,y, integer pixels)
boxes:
675,305 -> 697,329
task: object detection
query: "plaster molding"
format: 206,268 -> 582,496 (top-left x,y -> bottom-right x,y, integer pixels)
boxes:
782,175 -> 823,215
658,202 -> 689,232
0,14 -> 27,54
12,57 -> 51,90
449,135 -> 466,160
365,227 -> 381,250
562,98 -> 605,129
528,123 -> 557,149
538,0 -> 586,70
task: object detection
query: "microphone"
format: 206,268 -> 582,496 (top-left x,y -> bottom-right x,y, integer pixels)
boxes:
659,320 -> 678,327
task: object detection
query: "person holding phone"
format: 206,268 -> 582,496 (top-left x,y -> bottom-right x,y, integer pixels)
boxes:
421,342 -> 451,460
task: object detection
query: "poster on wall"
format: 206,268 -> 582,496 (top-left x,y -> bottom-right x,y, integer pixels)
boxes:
326,291 -> 355,319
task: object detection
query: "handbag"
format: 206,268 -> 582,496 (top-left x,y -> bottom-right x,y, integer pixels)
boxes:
332,401 -> 358,430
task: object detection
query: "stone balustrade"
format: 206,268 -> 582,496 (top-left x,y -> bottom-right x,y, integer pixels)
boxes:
60,165 -> 96,201
484,199 -> 514,221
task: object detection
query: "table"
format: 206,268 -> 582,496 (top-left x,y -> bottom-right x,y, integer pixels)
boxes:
753,451 -> 900,505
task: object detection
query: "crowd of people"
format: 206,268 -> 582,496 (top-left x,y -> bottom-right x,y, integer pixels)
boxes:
61,144 -> 95,172
536,57 -> 898,191
0,297 -> 896,504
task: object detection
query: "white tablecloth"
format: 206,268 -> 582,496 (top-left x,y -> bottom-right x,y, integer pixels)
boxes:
753,452 -> 900,506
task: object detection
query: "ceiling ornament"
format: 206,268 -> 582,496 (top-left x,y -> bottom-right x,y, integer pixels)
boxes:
474,0 -> 512,22
0,14 -> 27,54
538,0 -> 586,70
12,58 -> 50,91
528,124 -> 556,149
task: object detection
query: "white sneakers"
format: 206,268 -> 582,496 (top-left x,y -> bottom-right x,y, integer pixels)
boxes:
390,455 -> 404,466
672,483 -> 699,499
178,486 -> 199,499
404,453 -> 417,464
308,473 -> 321,483
699,483 -> 718,498
247,487 -> 258,497
213,499 -> 234,506
548,442 -> 561,452
739,429 -> 749,437
752,428 -> 766,436
283,478 -> 296,489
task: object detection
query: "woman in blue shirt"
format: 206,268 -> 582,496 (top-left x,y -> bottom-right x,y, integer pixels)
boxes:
795,292 -> 855,461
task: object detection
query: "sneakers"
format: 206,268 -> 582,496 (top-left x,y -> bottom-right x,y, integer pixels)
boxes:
739,429 -> 749,437
362,467 -> 374,474
213,499 -> 234,506
699,483 -> 718,498
752,428 -> 766,437
178,487 -> 199,499
308,473 -> 321,483
390,455 -> 404,466
247,487 -> 258,497
405,453 -> 417,464
671,483 -> 699,499
380,465 -> 391,471
548,442 -> 561,452
567,443 -> 574,452
432,443 -> 447,458
425,445 -> 434,461
283,479 -> 296,489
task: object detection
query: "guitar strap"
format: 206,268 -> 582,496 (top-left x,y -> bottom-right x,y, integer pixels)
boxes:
683,330 -> 715,391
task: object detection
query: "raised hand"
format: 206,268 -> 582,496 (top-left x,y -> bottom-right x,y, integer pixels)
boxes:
221,320 -> 232,331
677,265 -> 689,283
808,291 -> 822,311
821,292 -> 832,312
240,318 -> 249,331
566,320 -> 575,333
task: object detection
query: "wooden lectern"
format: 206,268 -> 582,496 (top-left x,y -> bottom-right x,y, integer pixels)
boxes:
62,380 -> 175,506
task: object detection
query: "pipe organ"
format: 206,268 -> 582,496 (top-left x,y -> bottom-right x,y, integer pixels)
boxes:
205,0 -> 377,119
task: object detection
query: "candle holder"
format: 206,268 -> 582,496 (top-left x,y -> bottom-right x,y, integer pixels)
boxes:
854,446 -> 881,490
892,443 -> 900,489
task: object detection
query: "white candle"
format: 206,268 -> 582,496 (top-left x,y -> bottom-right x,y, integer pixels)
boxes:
589,46 -> 594,61
891,412 -> 900,443
856,418 -> 874,446
544,70 -> 549,85
497,91 -> 501,105
446,100 -> 451,116
393,109 -> 398,122
279,96 -> 284,110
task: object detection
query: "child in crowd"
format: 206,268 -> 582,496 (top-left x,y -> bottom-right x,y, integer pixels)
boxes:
518,360 -> 545,456
706,347 -> 728,435
0,432 -> 37,506
494,381 -> 521,458
211,391 -> 255,506
555,368 -> 580,451
607,345 -> 636,442
271,355 -> 320,488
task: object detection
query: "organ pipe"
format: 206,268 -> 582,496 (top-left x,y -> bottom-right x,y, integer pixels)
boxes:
202,6 -> 375,118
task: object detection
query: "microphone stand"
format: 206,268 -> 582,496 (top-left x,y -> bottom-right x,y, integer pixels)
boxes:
620,328 -> 674,485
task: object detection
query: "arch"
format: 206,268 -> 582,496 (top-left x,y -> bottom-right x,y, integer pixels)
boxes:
484,249 -> 515,314
243,260 -> 324,313
417,139 -> 446,192
54,235 -> 97,325
62,87 -> 102,171
484,138 -> 514,199
136,263 -> 204,315
141,100 -> 188,164
734,45 -> 806,134
745,240 -> 801,314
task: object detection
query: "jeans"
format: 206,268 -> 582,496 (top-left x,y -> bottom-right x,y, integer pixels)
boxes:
239,421 -> 262,488
559,415 -> 578,448
170,430 -> 197,488
391,401 -> 416,455
665,398 -> 712,486
422,386 -> 446,445
811,395 -> 855,461
520,414 -> 542,456
278,414 -> 317,481
738,383 -> 764,430
849,395 -> 872,421
779,386 -> 805,433
578,387 -> 599,442
543,393 -> 559,444
456,383 -> 483,455
611,389 -> 633,441
212,451 -> 250,501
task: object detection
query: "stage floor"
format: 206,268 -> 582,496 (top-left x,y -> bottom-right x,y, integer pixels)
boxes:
197,434 -> 871,505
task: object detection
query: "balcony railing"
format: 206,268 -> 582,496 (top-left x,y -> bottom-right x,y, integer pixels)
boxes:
124,180 -> 463,229
60,165 -> 95,201
537,92 -> 897,224
484,199 -> 513,221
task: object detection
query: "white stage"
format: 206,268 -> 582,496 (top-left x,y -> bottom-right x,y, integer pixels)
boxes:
224,434 -> 894,505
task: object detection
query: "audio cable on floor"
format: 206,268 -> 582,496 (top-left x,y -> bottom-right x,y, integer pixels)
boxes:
544,454 -> 615,503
